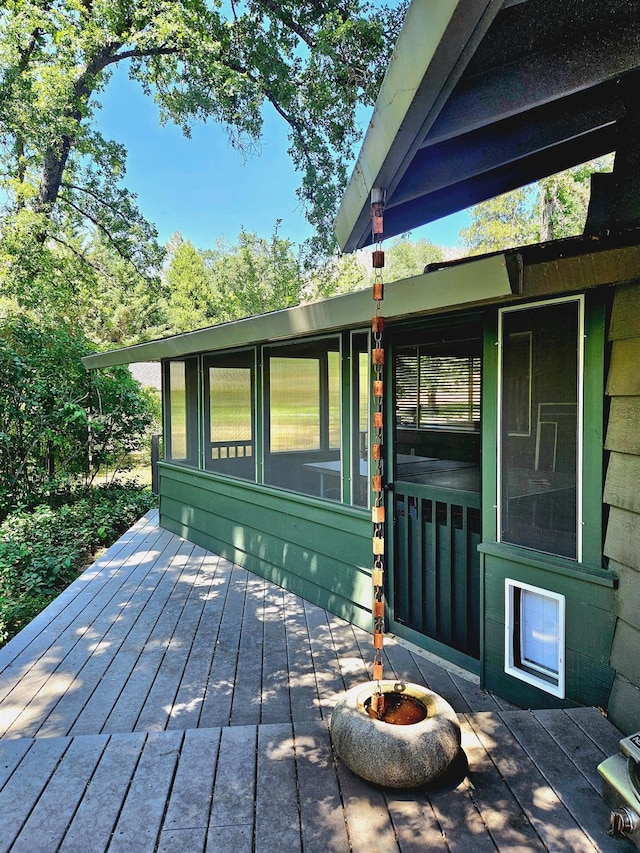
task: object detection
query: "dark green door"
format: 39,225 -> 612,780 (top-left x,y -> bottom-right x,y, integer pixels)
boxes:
391,479 -> 481,661
389,323 -> 482,667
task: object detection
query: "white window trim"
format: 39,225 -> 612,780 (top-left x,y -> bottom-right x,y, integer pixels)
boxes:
496,295 -> 585,562
504,578 -> 566,698
350,330 -> 371,508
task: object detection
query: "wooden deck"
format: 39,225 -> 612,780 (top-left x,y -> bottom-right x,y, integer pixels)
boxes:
0,510 -> 631,852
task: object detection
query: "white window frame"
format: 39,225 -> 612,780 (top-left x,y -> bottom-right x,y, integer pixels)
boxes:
350,330 -> 371,508
505,578 -> 566,698
497,295 -> 585,562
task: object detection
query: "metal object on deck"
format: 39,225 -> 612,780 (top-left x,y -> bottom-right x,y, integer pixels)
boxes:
598,731 -> 640,847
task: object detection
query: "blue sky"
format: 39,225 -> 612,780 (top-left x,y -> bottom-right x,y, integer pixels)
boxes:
96,67 -> 469,253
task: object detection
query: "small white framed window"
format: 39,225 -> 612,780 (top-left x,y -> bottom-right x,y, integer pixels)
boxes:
505,579 -> 565,698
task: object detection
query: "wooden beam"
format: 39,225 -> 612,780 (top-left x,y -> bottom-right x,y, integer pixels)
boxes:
371,125 -> 615,239
335,0 -> 508,253
425,26 -> 640,148
391,84 -> 620,207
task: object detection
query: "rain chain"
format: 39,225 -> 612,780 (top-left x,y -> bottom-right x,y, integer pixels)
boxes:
370,188 -> 386,718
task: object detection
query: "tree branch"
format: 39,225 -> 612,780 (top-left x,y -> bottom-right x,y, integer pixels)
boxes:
253,0 -> 317,50
60,181 -> 137,226
102,44 -> 178,69
218,57 -> 316,185
47,233 -> 98,274
57,194 -> 147,274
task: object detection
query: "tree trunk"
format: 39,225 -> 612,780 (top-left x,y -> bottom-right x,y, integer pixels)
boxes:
539,182 -> 554,242
34,43 -> 121,216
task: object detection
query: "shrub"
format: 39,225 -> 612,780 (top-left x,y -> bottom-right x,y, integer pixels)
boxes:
0,316 -> 155,519
0,482 -> 156,644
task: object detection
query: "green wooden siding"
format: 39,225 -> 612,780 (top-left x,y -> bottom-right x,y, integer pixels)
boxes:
158,463 -> 373,631
480,544 -> 616,709
478,289 -> 615,710
604,279 -> 640,733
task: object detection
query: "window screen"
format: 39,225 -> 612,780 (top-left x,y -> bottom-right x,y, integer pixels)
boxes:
165,358 -> 198,465
269,356 -> 322,452
352,332 -> 370,508
500,299 -> 581,559
265,338 -> 341,499
203,351 -> 255,481
168,361 -> 187,460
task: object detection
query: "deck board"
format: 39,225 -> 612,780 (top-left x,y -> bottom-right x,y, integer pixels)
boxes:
207,724 -> 256,853
260,587 -> 292,725
467,711 -> 604,852
501,710 -> 619,851
231,574 -> 266,727
161,726 -> 220,837
109,730 -> 183,853
58,732 -> 144,853
294,720 -> 351,852
336,756 -> 401,852
199,564 -> 249,728
166,553 -> 231,731
302,599 -> 348,720
255,723 -> 302,853
0,511 -> 632,852
533,707 -> 612,792
459,715 -> 544,851
0,736 -> 71,853
284,592 -> 323,724
9,734 -> 107,853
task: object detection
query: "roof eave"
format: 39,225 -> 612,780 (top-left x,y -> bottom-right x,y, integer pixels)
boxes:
82,253 -> 515,369
335,0 -> 506,253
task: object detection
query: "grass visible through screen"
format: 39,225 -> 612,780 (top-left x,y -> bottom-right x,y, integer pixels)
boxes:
270,358 -> 321,451
209,367 -> 252,443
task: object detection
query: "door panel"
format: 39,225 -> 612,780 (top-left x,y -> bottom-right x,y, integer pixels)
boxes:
390,321 -> 483,665
393,482 -> 481,659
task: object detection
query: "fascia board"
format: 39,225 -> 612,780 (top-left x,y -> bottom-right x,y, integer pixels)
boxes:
82,254 -> 513,370
335,0 -> 506,253
335,0 -> 462,253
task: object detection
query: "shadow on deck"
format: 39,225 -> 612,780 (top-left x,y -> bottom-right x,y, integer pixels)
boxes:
0,511 -> 630,852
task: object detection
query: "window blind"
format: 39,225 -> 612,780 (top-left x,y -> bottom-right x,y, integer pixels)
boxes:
396,347 -> 480,429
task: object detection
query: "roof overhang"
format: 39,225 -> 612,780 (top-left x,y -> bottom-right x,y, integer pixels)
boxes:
83,253 -> 514,369
336,0 -> 640,252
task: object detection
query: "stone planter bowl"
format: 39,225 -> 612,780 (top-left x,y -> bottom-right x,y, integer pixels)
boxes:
329,680 -> 461,789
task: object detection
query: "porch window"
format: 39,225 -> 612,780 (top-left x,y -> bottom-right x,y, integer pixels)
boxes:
264,337 -> 341,499
203,350 -> 255,481
499,297 -> 583,560
165,358 -> 199,466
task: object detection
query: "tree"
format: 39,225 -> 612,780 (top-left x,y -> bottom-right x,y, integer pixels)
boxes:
304,250 -> 367,301
0,226 -> 166,346
537,156 -> 613,241
460,187 -> 537,255
0,316 -> 153,517
0,0 -> 407,302
460,157 -> 615,255
207,226 -> 304,323
65,232 -> 166,346
163,236 -> 217,334
384,236 -> 444,280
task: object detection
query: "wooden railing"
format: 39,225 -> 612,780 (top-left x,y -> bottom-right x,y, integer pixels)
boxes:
210,440 -> 253,460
